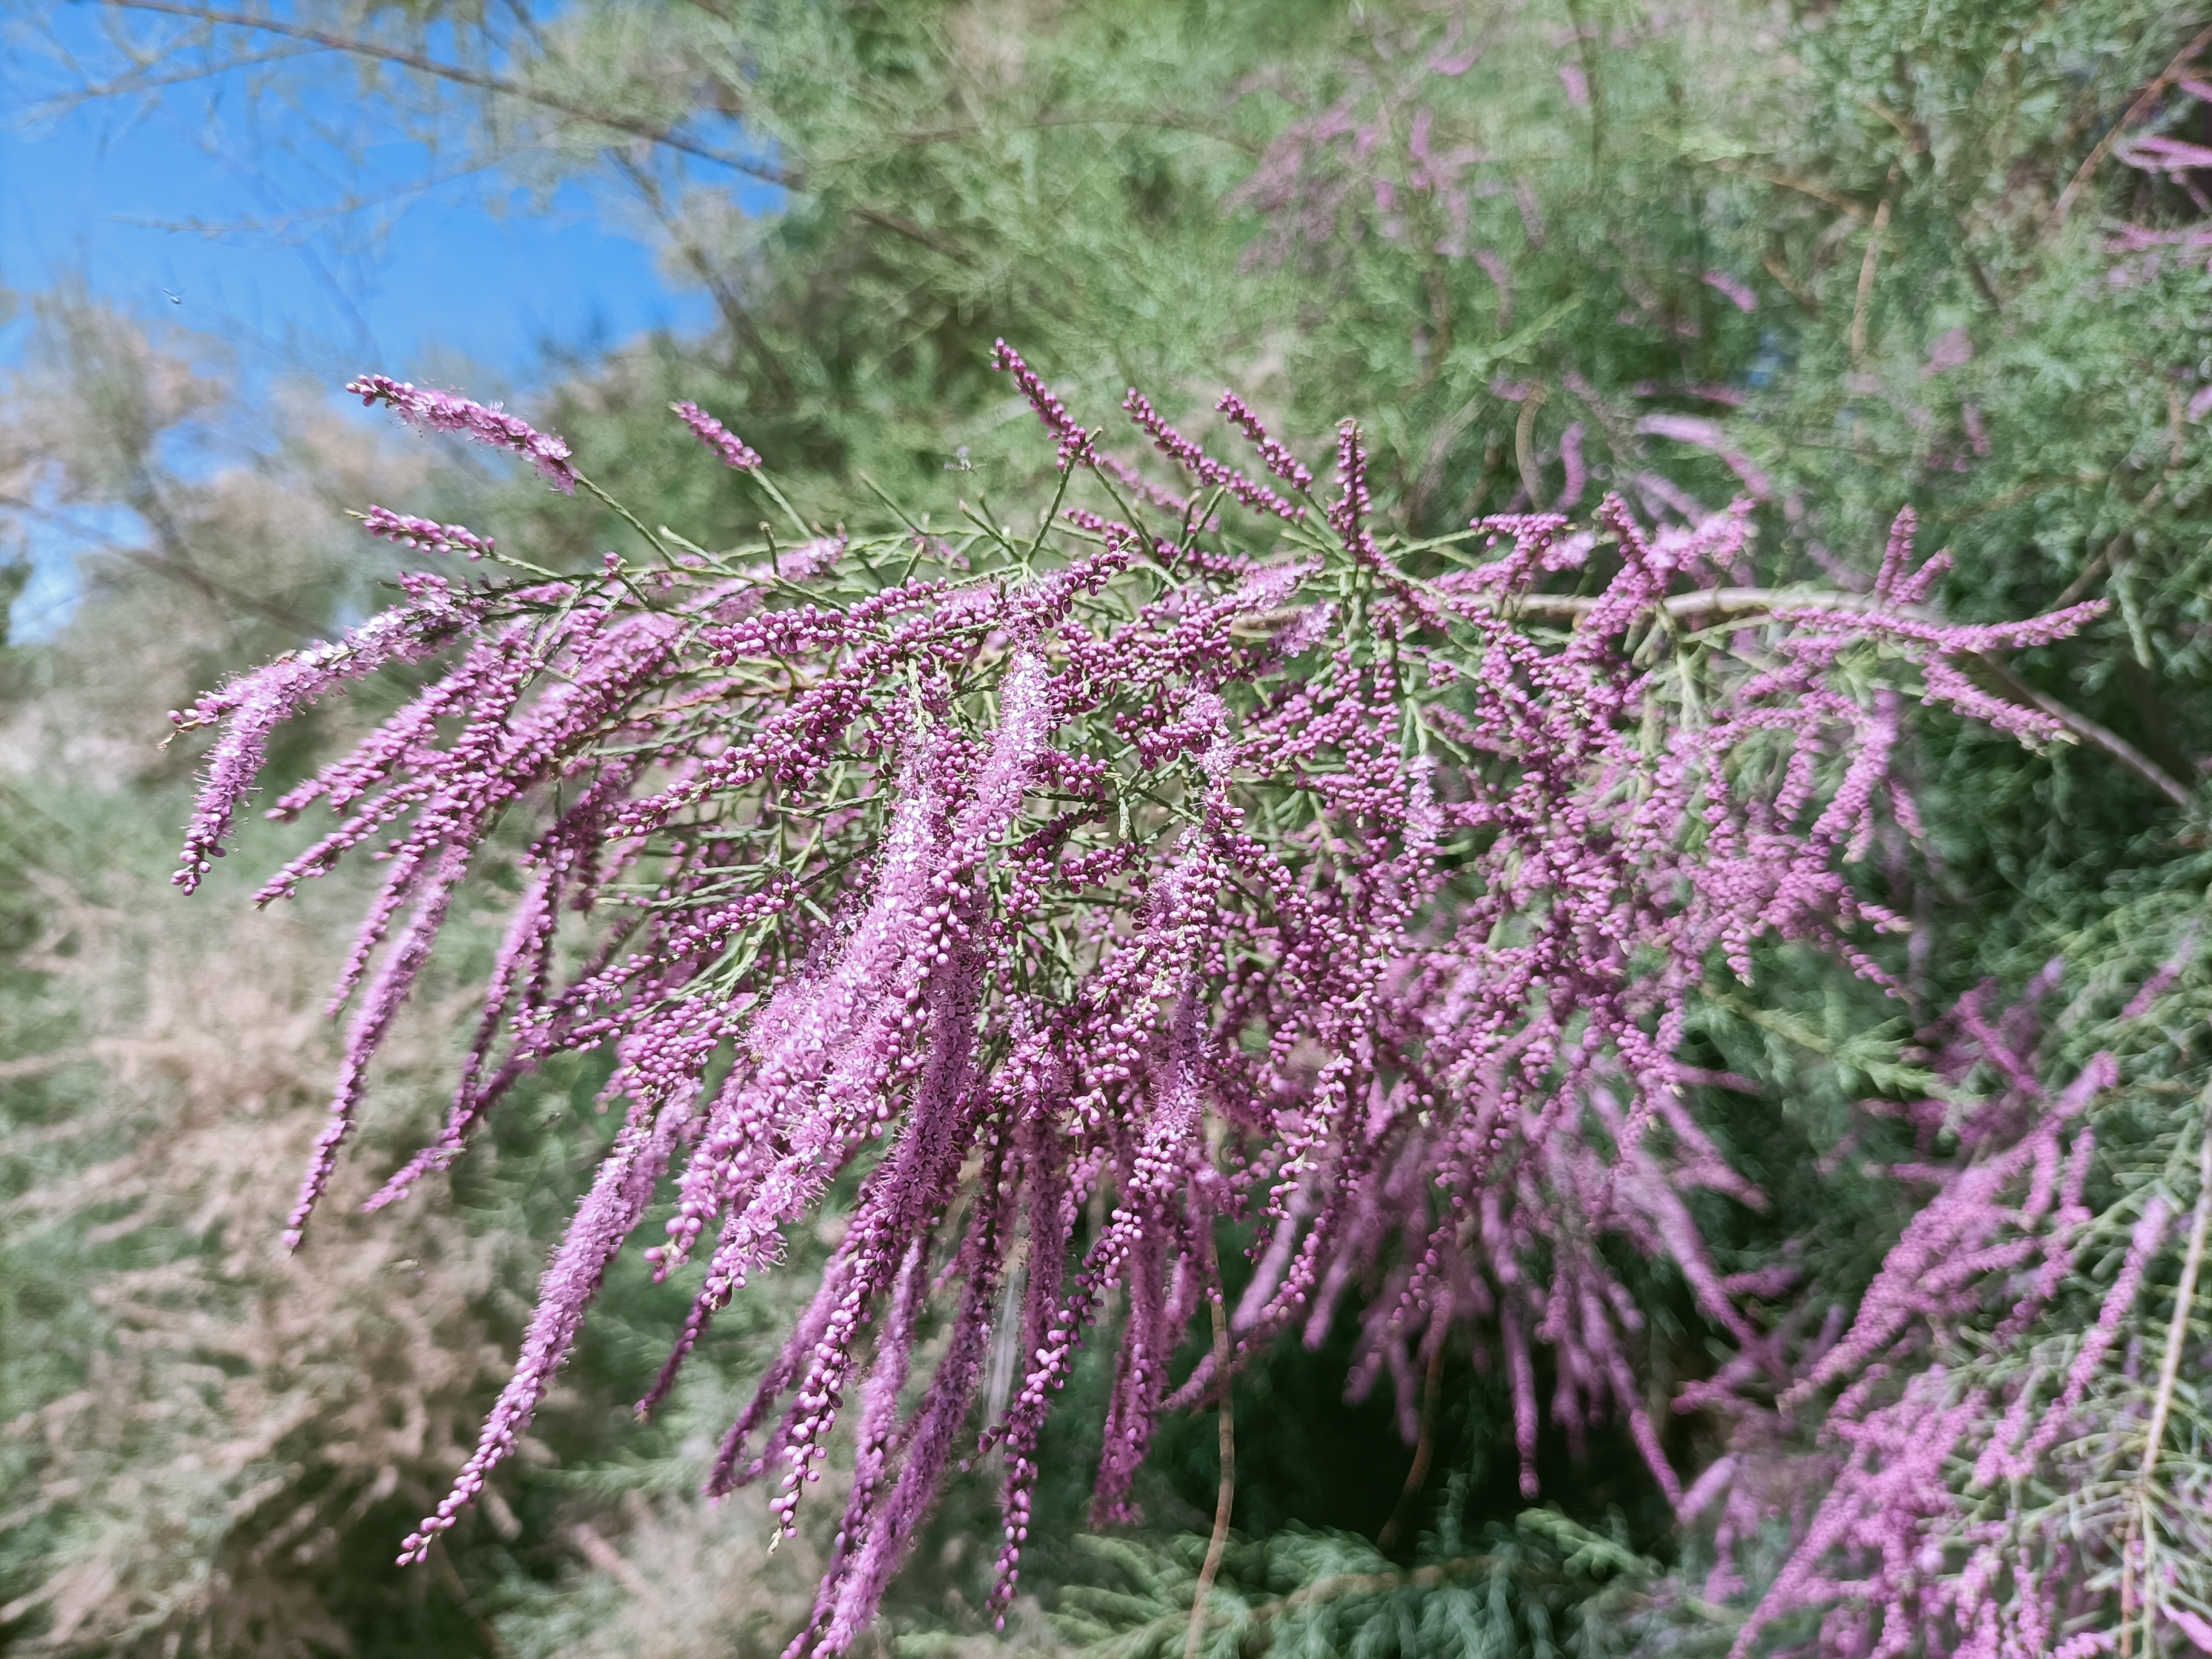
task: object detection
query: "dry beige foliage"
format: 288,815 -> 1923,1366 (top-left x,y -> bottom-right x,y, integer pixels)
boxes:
1,855 -> 516,1656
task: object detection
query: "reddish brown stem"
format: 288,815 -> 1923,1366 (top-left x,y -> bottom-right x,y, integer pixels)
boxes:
1377,1339 -> 1447,1555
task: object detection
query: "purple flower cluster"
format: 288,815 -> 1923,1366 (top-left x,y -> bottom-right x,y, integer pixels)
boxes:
346,373 -> 576,493
991,339 -> 1093,471
671,399 -> 763,470
361,505 -> 495,558
167,572 -> 492,894
1214,390 -> 1315,490
1122,388 -> 1304,522
173,355 -> 2109,1654
1696,973 -> 2200,1654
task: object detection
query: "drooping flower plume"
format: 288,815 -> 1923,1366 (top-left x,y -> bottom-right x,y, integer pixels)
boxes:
171,353 -> 2111,1654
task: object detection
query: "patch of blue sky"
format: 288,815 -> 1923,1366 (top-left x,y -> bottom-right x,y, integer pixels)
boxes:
5,499 -> 144,643
1,2 -> 780,637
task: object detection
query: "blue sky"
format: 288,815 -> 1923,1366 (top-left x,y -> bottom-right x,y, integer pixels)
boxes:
0,60 -> 721,382
2,5 -> 773,635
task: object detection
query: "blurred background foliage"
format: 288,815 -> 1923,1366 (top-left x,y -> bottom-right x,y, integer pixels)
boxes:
5,0 -> 2212,1652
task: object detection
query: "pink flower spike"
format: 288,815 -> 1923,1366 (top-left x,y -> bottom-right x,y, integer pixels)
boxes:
168,578 -> 490,893
362,505 -> 495,559
1124,388 -> 1303,521
346,373 -> 577,493
1701,270 -> 1759,313
990,339 -> 1094,471
671,399 -> 763,470
1556,421 -> 1588,511
1215,389 -> 1316,490
1635,412 -> 1771,500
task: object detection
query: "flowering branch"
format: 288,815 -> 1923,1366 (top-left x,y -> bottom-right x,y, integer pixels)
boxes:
1481,587 -> 2182,803
167,356 -> 2105,1653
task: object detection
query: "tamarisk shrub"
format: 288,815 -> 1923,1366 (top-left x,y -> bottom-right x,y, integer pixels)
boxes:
1697,959 -> 2212,1657
165,346 -> 2101,1654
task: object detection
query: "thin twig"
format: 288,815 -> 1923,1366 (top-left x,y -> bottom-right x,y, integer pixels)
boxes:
568,1521 -> 657,1601
1184,1237 -> 1236,1659
2138,1124 -> 2212,1485
2055,485 -> 2166,610
1408,396 -> 1485,525
1706,157 -> 1870,220
611,154 -> 791,395
105,1 -> 971,263
1761,249 -> 1820,316
1849,169 -> 1899,365
430,1543 -> 521,1659
1514,384 -> 1550,510
2127,1118 -> 2212,1653
2050,22 -> 2212,232
114,545 -> 327,637
109,0 -> 789,187
1963,654 -> 2192,809
1134,1555 -> 1518,1656
2052,530 -> 2126,613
